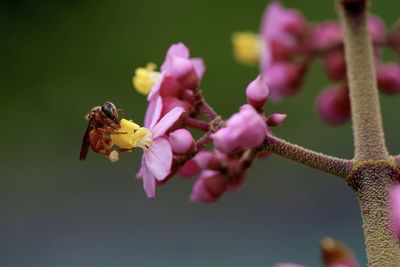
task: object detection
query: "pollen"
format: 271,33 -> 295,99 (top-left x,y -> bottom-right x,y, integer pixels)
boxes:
111,119 -> 152,150
109,150 -> 120,162
132,63 -> 161,95
232,32 -> 261,66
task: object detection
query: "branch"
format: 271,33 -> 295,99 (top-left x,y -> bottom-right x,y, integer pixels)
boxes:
263,134 -> 352,178
337,0 -> 388,161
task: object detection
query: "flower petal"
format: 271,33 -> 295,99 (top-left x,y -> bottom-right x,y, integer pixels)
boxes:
191,58 -> 205,78
148,96 -> 163,129
141,162 -> 156,198
144,138 -> 173,181
151,107 -> 184,138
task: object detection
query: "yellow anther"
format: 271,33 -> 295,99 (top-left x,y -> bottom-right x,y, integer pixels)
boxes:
232,32 -> 261,66
132,63 -> 161,95
111,119 -> 152,150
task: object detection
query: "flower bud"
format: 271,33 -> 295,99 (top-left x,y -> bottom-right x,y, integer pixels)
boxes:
190,170 -> 228,204
391,185 -> 400,241
265,62 -> 304,100
246,75 -> 269,110
179,151 -> 214,177
161,97 -> 192,117
321,237 -> 358,267
376,63 -> 400,95
267,113 -> 287,127
169,129 -> 195,155
368,15 -> 385,43
169,56 -> 199,90
323,49 -> 346,81
212,104 -> 267,154
312,21 -> 342,51
316,86 -> 351,125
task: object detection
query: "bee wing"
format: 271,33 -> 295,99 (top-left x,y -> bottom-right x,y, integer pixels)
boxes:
79,119 -> 95,161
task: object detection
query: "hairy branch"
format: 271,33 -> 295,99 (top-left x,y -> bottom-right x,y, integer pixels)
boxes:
263,134 -> 352,178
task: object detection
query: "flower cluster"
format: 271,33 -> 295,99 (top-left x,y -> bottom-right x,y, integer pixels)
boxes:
232,1 -> 400,125
87,41 -> 286,202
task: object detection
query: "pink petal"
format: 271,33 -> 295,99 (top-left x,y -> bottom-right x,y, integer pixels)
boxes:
148,96 -> 163,129
148,72 -> 165,101
144,138 -> 173,181
191,58 -> 205,78
141,162 -> 156,198
151,107 -> 184,138
161,43 -> 190,72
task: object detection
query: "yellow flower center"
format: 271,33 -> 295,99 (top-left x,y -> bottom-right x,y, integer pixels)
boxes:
232,32 -> 261,66
111,119 -> 152,150
132,63 -> 161,95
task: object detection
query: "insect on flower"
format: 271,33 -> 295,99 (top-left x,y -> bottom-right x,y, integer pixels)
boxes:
79,102 -> 123,161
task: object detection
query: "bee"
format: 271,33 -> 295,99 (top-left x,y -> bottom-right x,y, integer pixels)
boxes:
79,102 -> 121,160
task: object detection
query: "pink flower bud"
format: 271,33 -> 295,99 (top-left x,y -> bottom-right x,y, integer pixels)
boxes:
376,63 -> 400,95
316,86 -> 351,125
324,49 -> 346,81
246,75 -> 269,110
169,56 -> 199,90
169,129 -> 195,155
368,15 -> 385,43
190,170 -> 228,204
391,185 -> 400,240
179,151 -> 213,177
312,21 -> 342,51
212,105 -> 267,154
161,97 -> 192,117
265,62 -> 304,100
267,113 -> 287,127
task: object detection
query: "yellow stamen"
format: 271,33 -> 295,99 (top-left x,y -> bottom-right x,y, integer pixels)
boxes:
111,119 -> 152,150
232,32 -> 261,66
132,63 -> 161,95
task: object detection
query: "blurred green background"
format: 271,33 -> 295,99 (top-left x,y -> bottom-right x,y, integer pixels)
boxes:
2,0 -> 400,266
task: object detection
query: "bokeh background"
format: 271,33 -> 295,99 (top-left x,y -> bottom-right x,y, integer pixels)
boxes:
2,0 -> 400,266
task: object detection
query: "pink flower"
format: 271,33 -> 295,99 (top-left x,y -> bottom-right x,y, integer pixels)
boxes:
267,113 -> 287,127
390,185 -> 400,240
179,151 -> 214,178
161,43 -> 205,90
137,104 -> 185,198
376,63 -> 400,95
312,21 -> 342,51
189,170 -> 228,203
265,62 -> 304,100
324,49 -> 346,81
246,75 -> 269,110
212,104 -> 267,154
260,1 -> 306,64
316,86 -> 351,125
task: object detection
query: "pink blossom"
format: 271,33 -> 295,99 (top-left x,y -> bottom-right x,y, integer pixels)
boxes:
179,151 -> 214,177
312,21 -> 342,51
265,62 -> 304,100
246,75 -> 269,110
169,129 -> 195,154
368,15 -> 386,43
376,63 -> 400,95
212,104 -> 267,154
137,106 -> 185,198
161,43 -> 205,90
324,49 -> 346,81
390,184 -> 400,240
189,170 -> 228,203
316,86 -> 351,125
267,113 -> 287,127
261,1 -> 306,64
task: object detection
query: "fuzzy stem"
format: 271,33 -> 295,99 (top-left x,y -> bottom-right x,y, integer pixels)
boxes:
350,161 -> 400,266
337,0 -> 387,161
263,134 -> 352,178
